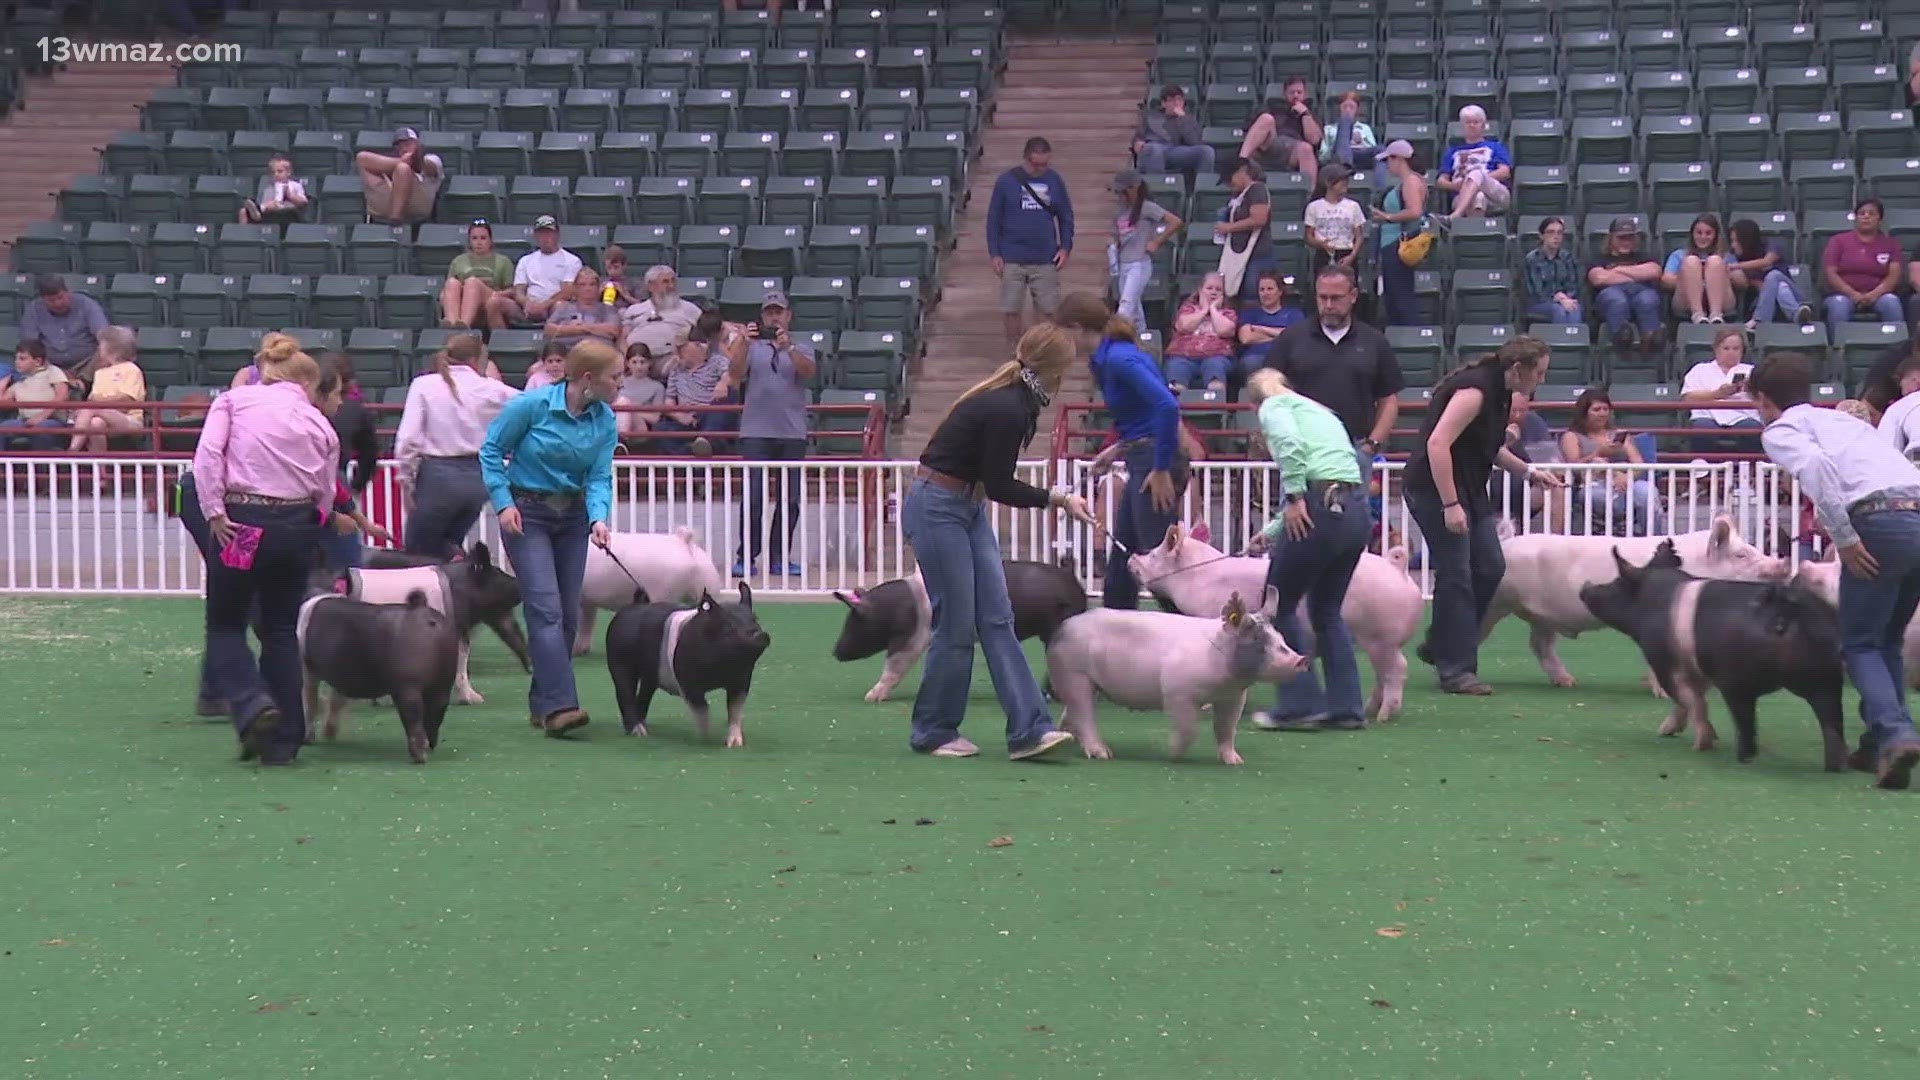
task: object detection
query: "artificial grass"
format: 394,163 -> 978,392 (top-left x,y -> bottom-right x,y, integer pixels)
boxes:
0,596 -> 1916,1078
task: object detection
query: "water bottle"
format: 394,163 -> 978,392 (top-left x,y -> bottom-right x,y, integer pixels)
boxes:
601,283 -> 618,306
884,493 -> 899,525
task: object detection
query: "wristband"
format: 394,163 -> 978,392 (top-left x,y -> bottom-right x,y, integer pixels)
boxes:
1442,501 -> 1460,509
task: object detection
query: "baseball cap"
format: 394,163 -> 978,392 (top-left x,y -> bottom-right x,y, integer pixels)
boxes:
1378,139 -> 1415,160
392,126 -> 420,143
1608,215 -> 1641,236
761,289 -> 790,309
532,214 -> 559,231
1109,168 -> 1142,193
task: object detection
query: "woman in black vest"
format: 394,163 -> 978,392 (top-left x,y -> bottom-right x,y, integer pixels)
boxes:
1405,337 -> 1562,695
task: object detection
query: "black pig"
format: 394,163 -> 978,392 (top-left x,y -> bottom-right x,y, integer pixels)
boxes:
362,543 -> 531,672
606,581 -> 772,748
297,589 -> 462,764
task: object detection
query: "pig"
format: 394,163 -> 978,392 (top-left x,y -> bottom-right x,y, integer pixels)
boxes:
1482,516 -> 1791,693
297,588 -> 462,764
831,560 -> 1088,702
1044,589 -> 1311,765
1578,542 -> 1847,771
1793,557 -> 1920,693
325,543 -> 525,706
1124,523 -> 1421,723
570,527 -> 725,656
605,581 -> 772,748
362,544 -> 531,672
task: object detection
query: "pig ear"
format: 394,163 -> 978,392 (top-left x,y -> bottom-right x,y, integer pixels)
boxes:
1258,584 -> 1281,618
468,542 -> 492,569
737,581 -> 754,610
833,589 -> 862,610
1818,545 -> 1837,563
1708,515 -> 1733,552
1220,590 -> 1247,626
1161,523 -> 1183,552
1611,546 -> 1637,582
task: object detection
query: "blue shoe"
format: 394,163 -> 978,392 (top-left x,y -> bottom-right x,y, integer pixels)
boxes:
731,561 -> 747,577
777,562 -> 802,576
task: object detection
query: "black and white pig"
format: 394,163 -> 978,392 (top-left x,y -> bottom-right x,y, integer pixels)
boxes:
324,543 -> 526,705
297,588 -> 462,764
363,544 -> 531,671
1577,541 -> 1848,772
831,560 -> 1087,702
605,582 -> 772,748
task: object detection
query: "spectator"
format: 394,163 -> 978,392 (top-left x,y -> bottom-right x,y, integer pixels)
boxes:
1132,83 -> 1216,178
1587,217 -> 1666,357
238,154 -> 307,227
1876,353 -> 1920,464
18,274 -> 107,373
1911,38 -> 1920,106
1237,76 -> 1320,190
227,330 -> 303,393
1661,213 -> 1734,324
491,215 -> 581,326
1214,155 -> 1273,302
1435,105 -> 1513,223
67,326 -> 145,453
1728,217 -> 1814,330
1303,163 -> 1365,275
1370,141 -> 1427,327
524,339 -> 568,391
1319,91 -> 1382,189
1522,217 -> 1584,326
620,264 -> 703,359
314,351 -> 387,570
1559,388 -> 1665,537
1107,168 -> 1180,330
1822,197 -> 1905,340
544,267 -> 623,345
615,344 -> 666,441
600,244 -> 639,307
987,135 -> 1073,348
656,330 -> 731,456
731,289 -> 817,577
356,127 -> 444,227
394,333 -> 518,560
1164,273 -> 1237,392
440,221 -> 515,330
1491,390 -> 1561,529
1234,270 -> 1305,377
1266,265 -> 1404,463
1680,325 -> 1760,454
0,339 -> 70,450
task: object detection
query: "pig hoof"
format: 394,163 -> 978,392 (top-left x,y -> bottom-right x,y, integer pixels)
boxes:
321,719 -> 340,741
1218,748 -> 1244,766
407,740 -> 428,764
1737,747 -> 1757,763
864,686 -> 889,703
725,732 -> 745,749
458,689 -> 485,706
624,724 -> 649,737
1083,742 -> 1113,761
1550,673 -> 1577,689
1693,736 -> 1716,752
571,644 -> 590,657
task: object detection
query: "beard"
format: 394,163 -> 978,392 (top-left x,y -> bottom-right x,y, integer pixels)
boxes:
653,289 -> 679,308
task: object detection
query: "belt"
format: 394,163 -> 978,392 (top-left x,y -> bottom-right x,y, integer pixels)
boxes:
1306,480 -> 1360,513
424,453 -> 480,461
510,486 -> 583,506
1851,495 -> 1920,516
914,466 -> 984,500
227,492 -> 307,507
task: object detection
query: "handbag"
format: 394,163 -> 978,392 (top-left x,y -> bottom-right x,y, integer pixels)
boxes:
1217,188 -> 1257,295
1397,226 -> 1435,267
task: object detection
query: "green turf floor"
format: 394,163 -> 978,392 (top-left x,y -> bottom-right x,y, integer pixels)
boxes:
2,596 -> 1917,1078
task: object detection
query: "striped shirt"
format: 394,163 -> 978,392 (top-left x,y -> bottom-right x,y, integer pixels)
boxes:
666,354 -> 729,406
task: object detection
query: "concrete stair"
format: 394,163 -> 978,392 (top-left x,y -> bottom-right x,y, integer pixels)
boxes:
900,32 -> 1154,457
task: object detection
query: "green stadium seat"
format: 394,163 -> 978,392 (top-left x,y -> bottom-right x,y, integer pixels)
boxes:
675,225 -> 740,279
609,11 -> 665,51
236,49 -> 296,90
825,176 -> 888,228
141,87 -> 203,133
609,225 -> 675,270
201,87 -> 263,130
1565,72 -> 1626,118
842,131 -> 902,179
1719,160 -> 1787,212
1576,163 -> 1642,214
103,131 -> 163,177
1507,119 -> 1566,167
141,328 -> 201,385
106,273 -> 171,325
1755,23 -> 1819,67
761,176 -> 823,227
788,275 -> 853,331
1791,159 -> 1858,211
1561,30 -> 1621,76
310,275 -> 376,329
384,88 -> 440,131
740,88 -> 799,135
11,221 -> 80,273
1708,112 -> 1773,163
440,176 -> 504,224
1386,325 -> 1444,383
804,225 -> 869,278
1451,270 -> 1513,324
1765,66 -> 1832,114
1868,157 -> 1920,203
558,226 -> 606,266
721,9 -> 777,50
720,131 -> 780,180
696,177 -> 760,228
280,224 -> 341,276
436,12 -> 494,51
242,273 -> 308,326
347,328 -> 411,390
597,132 -> 656,178
663,10 -> 718,51
58,175 -> 123,225
1754,321 -> 1829,368
658,131 -> 717,178
739,225 -> 804,278
1504,75 -> 1560,122
345,224 -> 408,275
717,274 -> 784,324
568,177 -> 631,228
380,275 -> 439,326
1824,19 -> 1887,66
1444,217 -> 1509,270
1647,161 -> 1712,212
124,176 -> 185,224
279,327 -> 340,358
80,223 -> 144,275
760,47 -> 817,91
507,176 -> 568,223
216,224 -> 278,275
780,131 -> 840,178
311,174 -> 361,225
1640,114 -> 1704,163
1778,111 -> 1846,160
467,48 -> 528,92
384,11 -> 437,51
201,327 -> 267,383
442,89 -> 500,132
297,48 -> 356,89
633,177 -> 696,226
1835,322 -> 1910,380
500,89 -> 559,133
835,330 -> 904,394
329,11 -> 383,50
643,48 -> 698,91
552,14 -> 606,52
1855,110 -> 1920,160
288,130 -> 345,179
148,223 -> 213,276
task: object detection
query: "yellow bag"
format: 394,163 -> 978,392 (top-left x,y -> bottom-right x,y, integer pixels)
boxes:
1397,229 -> 1435,267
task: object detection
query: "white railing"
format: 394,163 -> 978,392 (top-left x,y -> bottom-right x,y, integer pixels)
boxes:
1,456 -> 1808,598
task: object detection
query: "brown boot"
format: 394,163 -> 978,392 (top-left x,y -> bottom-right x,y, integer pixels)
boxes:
542,708 -> 590,736
1876,740 -> 1920,791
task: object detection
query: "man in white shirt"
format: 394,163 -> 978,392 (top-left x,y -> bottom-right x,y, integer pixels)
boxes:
621,264 -> 704,358
1754,350 -> 1920,789
393,333 -> 522,557
1878,353 -> 1920,465
489,215 -> 582,327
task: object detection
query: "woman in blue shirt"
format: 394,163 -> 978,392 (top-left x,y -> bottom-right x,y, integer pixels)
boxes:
481,339 -> 622,735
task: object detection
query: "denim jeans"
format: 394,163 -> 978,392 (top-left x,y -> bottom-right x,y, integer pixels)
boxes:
1840,508 -> 1920,754
404,455 -> 487,558
0,416 -> 63,449
500,493 -> 591,719
900,478 -> 1057,753
1380,239 -> 1420,325
1595,282 -> 1663,334
736,436 -> 805,567
1525,299 -> 1584,325
1266,484 -> 1373,721
1687,415 -> 1762,455
1751,268 -> 1805,323
1824,292 -> 1904,342
1164,353 -> 1230,388
1104,442 -> 1190,609
651,411 -> 732,453
1406,485 -> 1506,683
1114,257 -> 1153,328
1136,141 -> 1216,177
1580,479 -> 1666,536
205,501 -> 321,761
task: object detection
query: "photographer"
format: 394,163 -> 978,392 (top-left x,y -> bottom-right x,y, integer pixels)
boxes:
730,290 -> 816,577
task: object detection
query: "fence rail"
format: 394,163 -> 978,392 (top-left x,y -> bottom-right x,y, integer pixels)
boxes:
2,455 -> 1811,599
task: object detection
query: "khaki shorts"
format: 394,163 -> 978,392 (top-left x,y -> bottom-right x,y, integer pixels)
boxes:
1459,171 -> 1511,213
365,176 -> 438,223
999,261 -> 1061,315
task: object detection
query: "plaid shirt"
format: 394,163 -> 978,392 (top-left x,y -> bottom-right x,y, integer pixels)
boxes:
1522,247 -> 1582,304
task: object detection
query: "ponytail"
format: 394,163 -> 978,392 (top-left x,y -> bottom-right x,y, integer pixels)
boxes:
438,333 -> 485,401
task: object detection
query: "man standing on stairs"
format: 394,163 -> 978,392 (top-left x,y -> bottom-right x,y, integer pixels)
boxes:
988,137 -> 1075,350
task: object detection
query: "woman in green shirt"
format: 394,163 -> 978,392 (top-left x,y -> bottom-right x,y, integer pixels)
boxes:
1243,368 -> 1372,731
440,222 -> 516,330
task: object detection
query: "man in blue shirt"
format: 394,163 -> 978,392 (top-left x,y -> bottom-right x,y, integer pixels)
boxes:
987,136 -> 1074,350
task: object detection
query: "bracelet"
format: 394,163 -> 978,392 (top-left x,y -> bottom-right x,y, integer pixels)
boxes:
1442,501 -> 1460,509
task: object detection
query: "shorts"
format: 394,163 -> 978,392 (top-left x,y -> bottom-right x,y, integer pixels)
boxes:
1457,170 -> 1510,213
999,262 -> 1061,315
1259,134 -> 1304,172
364,176 -> 437,224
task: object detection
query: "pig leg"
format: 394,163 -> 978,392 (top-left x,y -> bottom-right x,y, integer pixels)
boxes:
323,689 -> 349,741
607,650 -> 654,737
724,687 -> 749,749
1051,665 -> 1108,759
422,686 -> 451,752
489,612 -> 532,673
572,602 -> 598,657
453,637 -> 484,705
686,692 -> 713,742
301,666 -> 321,745
1167,693 -> 1204,762
1527,623 -> 1577,688
1211,690 -> 1248,766
1642,668 -> 1671,700
1366,642 -> 1408,723
1651,666 -> 1689,737
1799,685 -> 1849,773
1722,685 -> 1761,763
1677,676 -> 1717,751
866,631 -> 928,703
393,688 -> 429,765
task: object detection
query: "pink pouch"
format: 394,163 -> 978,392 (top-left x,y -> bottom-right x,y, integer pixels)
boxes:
219,524 -> 264,570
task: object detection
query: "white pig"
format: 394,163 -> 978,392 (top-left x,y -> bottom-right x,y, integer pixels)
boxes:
1125,523 -> 1421,723
1483,515 -> 1791,691
1046,589 -> 1310,765
1792,557 -> 1920,688
549,528 -> 724,656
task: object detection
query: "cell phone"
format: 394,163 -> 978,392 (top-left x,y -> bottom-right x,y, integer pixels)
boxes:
1732,372 -> 1747,386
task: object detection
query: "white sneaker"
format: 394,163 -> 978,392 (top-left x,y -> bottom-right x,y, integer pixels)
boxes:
931,738 -> 979,758
1009,730 -> 1075,760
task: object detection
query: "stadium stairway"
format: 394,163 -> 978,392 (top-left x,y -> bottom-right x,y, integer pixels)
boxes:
0,54 -> 181,270
903,31 -> 1153,454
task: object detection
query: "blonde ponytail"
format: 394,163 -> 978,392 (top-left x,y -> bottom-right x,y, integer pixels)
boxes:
438,333 -> 485,401
951,324 -> 1076,408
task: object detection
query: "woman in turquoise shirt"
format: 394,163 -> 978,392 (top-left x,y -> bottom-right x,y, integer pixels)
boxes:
481,339 -> 622,735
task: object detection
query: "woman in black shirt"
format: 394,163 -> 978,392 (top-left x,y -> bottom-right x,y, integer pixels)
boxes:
1405,337 -> 1561,695
907,323 -> 1093,760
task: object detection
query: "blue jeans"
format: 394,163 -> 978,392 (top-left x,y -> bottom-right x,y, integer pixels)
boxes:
1580,478 -> 1666,536
205,501 -> 320,761
1840,508 -> 1920,754
900,478 -> 1057,753
500,493 -> 591,719
1824,292 -> 1904,342
1135,141 -> 1216,177
736,436 -> 805,567
1113,257 -> 1152,328
1406,485 -> 1506,684
1103,442 -> 1191,609
1266,484 -> 1372,722
651,411 -> 732,453
1381,239 -> 1419,325
1750,268 -> 1805,323
404,455 -> 487,558
1164,352 -> 1229,388
1688,415 -> 1761,454
1525,299 -> 1584,324
1595,282 -> 1663,334
0,416 -> 63,449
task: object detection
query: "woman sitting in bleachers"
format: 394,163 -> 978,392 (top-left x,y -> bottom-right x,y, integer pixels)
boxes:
1162,272 -> 1237,392
1558,388 -> 1665,537
67,326 -> 145,454
1726,218 -> 1814,331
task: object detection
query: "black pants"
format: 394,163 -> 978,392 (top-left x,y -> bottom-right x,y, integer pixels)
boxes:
737,436 -> 806,567
179,473 -> 262,707
404,455 -> 487,558
205,501 -> 320,761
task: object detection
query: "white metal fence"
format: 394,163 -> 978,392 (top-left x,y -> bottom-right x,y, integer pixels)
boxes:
1,455 -> 1809,598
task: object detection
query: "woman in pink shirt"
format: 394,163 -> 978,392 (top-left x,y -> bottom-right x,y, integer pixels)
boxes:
1822,197 -> 1905,341
191,347 -> 340,766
